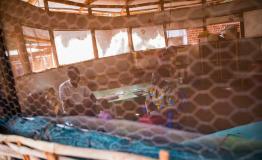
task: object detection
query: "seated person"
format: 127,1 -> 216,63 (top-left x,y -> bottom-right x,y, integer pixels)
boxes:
139,102 -> 166,125
45,87 -> 60,115
58,66 -> 98,116
145,72 -> 179,112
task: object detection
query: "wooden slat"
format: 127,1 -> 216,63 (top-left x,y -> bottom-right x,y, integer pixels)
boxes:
17,141 -> 31,160
0,144 -> 23,159
26,45 -> 52,49
17,23 -> 32,74
24,35 -> 51,43
47,0 -> 161,9
48,0 -> 87,7
5,142 -> 76,160
0,134 -> 156,160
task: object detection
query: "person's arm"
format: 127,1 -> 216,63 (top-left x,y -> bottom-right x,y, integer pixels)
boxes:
90,93 -> 97,102
145,87 -> 153,106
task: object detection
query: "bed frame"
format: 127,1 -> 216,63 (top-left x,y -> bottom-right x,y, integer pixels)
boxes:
0,134 -> 169,160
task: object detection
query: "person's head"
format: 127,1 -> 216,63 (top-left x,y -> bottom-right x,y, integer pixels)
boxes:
67,66 -> 80,87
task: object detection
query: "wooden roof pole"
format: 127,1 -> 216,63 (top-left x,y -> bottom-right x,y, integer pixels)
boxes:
159,0 -> 164,11
81,0 -> 94,15
91,30 -> 99,59
126,0 -> 134,52
202,0 -> 207,31
125,0 -> 130,15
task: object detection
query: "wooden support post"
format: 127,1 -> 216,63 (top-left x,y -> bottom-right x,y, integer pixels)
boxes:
23,155 -> 30,160
159,0 -> 164,11
43,0 -> 49,12
44,0 -> 59,67
17,141 -> 31,160
48,30 -> 59,67
202,0 -> 207,31
88,7 -> 92,16
2,134 -> 155,160
126,7 -> 130,16
91,29 -> 99,59
240,12 -> 245,38
127,27 -> 134,52
163,24 -> 168,47
126,6 -> 134,52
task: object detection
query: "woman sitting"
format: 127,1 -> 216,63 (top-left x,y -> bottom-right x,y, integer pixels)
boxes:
139,71 -> 180,126
145,72 -> 180,111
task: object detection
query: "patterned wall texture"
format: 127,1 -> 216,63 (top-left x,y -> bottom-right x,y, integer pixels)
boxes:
0,0 -> 261,135
9,38 -> 262,134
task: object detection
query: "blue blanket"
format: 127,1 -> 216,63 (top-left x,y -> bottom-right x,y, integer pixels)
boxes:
1,116 -> 261,160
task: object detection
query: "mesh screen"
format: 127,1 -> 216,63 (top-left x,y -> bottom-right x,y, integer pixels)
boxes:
0,0 -> 262,159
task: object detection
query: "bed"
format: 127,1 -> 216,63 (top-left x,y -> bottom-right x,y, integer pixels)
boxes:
1,116 -> 261,160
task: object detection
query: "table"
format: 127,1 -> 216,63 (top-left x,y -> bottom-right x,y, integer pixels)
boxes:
93,83 -> 150,103
93,83 -> 150,120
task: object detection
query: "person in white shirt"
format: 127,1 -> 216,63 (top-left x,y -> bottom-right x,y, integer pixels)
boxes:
58,66 -> 97,116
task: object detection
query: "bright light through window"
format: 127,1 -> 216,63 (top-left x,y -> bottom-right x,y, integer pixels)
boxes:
22,26 -> 56,73
96,29 -> 129,58
132,25 -> 165,51
8,49 -> 19,56
167,29 -> 188,46
54,31 -> 94,65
